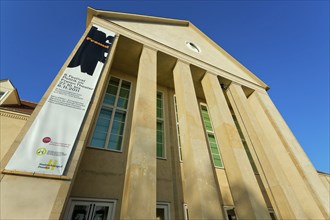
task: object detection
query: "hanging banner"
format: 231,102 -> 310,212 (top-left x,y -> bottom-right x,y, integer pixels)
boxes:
5,25 -> 116,175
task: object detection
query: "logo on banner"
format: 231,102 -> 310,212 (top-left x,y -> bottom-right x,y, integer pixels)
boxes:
36,148 -> 47,156
42,137 -> 51,143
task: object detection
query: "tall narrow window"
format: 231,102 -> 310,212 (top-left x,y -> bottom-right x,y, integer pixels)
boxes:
90,77 -> 131,151
174,95 -> 182,161
157,92 -> 165,158
232,113 -> 258,173
200,104 -> 224,168
156,203 -> 170,220
223,206 -> 237,220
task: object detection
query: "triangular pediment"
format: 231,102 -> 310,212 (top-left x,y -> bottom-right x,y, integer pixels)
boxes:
87,7 -> 268,89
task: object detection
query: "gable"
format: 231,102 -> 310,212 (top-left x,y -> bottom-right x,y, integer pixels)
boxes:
87,8 -> 268,89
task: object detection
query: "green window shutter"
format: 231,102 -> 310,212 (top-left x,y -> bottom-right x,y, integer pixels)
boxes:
200,104 -> 224,168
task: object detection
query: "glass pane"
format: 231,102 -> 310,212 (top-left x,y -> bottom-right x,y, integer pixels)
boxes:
208,134 -> 216,143
119,88 -> 130,99
121,80 -> 131,90
99,108 -> 112,120
117,97 -> 129,109
205,121 -> 212,131
91,138 -> 106,148
108,134 -> 123,151
157,143 -> 164,158
70,205 -> 89,220
111,121 -> 125,136
103,94 -> 116,105
92,206 -> 109,220
109,77 -> 120,86
213,154 -> 223,167
156,208 -> 165,220
107,84 -> 118,96
157,108 -> 163,119
114,110 -> 126,122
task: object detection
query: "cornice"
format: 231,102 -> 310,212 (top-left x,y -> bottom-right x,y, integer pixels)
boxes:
0,110 -> 29,120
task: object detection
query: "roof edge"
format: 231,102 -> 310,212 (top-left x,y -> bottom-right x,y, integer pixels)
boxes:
188,23 -> 269,90
87,7 -> 189,28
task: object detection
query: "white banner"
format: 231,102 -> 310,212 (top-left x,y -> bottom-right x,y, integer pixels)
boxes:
5,25 -> 116,175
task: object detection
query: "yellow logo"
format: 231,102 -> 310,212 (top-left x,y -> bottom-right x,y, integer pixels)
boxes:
36,147 -> 47,156
45,159 -> 58,170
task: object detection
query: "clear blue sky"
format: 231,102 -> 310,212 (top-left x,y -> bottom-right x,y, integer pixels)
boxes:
1,1 -> 329,173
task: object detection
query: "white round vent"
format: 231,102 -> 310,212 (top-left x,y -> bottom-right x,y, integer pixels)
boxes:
185,41 -> 201,53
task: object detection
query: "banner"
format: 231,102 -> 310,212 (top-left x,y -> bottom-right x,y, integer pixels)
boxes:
5,25 -> 116,175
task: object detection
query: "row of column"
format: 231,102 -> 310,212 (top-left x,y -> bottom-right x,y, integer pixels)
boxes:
121,46 -> 328,219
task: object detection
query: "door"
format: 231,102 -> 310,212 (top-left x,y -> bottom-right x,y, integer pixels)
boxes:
65,199 -> 115,220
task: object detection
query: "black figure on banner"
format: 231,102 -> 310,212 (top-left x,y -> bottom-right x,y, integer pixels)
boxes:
68,26 -> 115,76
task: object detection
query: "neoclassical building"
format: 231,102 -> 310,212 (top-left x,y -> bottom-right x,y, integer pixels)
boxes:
1,8 -> 329,220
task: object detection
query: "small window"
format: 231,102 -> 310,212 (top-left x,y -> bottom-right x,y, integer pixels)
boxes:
224,206 -> 237,220
183,203 -> 189,220
269,208 -> 277,220
157,91 -> 165,159
0,91 -> 7,100
90,76 -> 131,151
232,113 -> 258,173
156,203 -> 170,220
200,103 -> 224,168
173,95 -> 182,161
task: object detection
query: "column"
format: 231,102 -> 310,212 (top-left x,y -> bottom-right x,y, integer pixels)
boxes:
253,91 -> 330,218
227,83 -> 325,219
173,61 -> 223,219
201,73 -> 271,220
120,46 -> 157,219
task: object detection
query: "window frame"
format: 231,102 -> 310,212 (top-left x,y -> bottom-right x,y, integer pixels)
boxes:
156,91 -> 166,159
89,76 -> 132,152
156,202 -> 170,220
223,206 -> 237,220
199,103 -> 224,169
64,197 -> 117,220
0,91 -> 8,101
173,95 -> 183,162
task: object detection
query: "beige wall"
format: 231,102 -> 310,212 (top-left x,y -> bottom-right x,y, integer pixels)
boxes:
0,112 -> 28,161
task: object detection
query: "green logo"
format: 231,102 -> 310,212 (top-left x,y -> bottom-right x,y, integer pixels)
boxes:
36,147 -> 47,156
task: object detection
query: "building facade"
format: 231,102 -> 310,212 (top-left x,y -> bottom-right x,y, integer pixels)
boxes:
1,8 -> 329,220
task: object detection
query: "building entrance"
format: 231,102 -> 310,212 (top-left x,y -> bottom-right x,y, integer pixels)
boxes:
65,198 -> 116,220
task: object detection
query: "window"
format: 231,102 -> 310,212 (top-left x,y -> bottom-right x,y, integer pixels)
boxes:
156,203 -> 170,220
65,198 -> 116,220
200,104 -> 224,168
183,203 -> 189,220
224,206 -> 237,220
157,92 -> 165,159
173,95 -> 183,161
0,91 -> 7,100
232,113 -> 258,173
90,77 -> 131,151
268,208 -> 277,220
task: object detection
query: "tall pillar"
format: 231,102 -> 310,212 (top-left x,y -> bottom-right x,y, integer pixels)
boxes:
173,61 -> 223,219
227,83 -> 325,219
201,73 -> 271,220
120,46 -> 157,219
253,91 -> 330,218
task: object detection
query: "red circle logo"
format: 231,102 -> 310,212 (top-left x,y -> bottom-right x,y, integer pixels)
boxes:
42,137 -> 51,143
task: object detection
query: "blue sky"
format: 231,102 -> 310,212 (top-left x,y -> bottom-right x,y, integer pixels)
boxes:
1,1 -> 329,172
